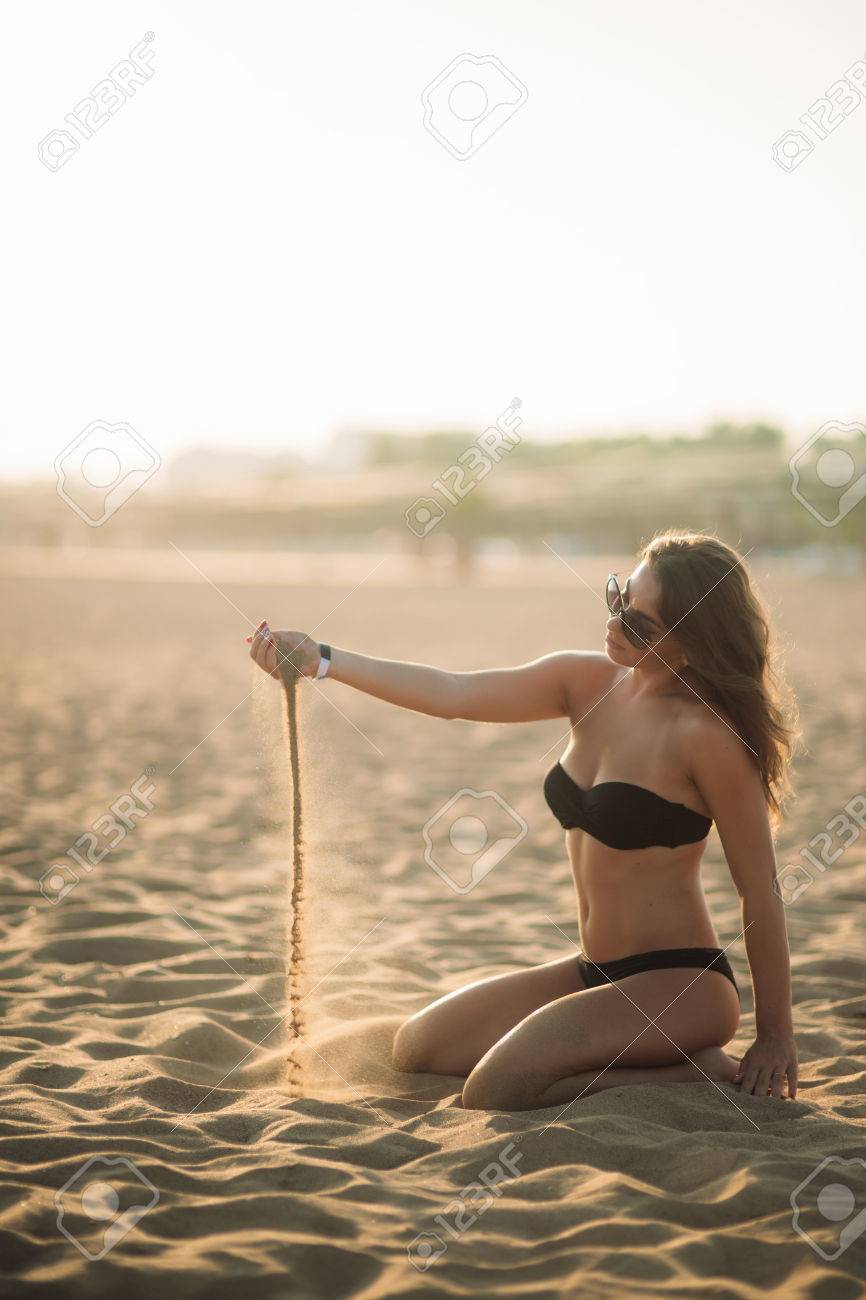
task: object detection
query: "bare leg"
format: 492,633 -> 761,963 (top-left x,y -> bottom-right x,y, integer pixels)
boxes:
461,970 -> 741,1111
537,1046 -> 740,1106
392,952 -> 585,1077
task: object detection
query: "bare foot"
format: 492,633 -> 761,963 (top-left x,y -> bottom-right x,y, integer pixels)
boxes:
688,1046 -> 740,1084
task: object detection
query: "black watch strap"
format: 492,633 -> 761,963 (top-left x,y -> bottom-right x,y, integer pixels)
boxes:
316,643 -> 332,679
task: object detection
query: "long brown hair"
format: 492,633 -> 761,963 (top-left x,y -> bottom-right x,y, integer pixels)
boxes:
642,530 -> 797,822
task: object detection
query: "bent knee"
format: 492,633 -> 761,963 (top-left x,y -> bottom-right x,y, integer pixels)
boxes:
460,1074 -> 497,1110
391,1017 -> 439,1074
461,1062 -> 533,1111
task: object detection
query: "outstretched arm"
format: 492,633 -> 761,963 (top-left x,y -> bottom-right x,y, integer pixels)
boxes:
248,624 -> 608,724
329,646 -> 601,722
690,717 -> 797,1099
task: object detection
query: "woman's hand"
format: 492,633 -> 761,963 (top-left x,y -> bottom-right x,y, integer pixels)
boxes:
734,1031 -> 798,1099
246,622 -> 321,680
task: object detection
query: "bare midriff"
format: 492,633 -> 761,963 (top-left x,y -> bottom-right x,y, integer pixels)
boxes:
566,830 -> 721,961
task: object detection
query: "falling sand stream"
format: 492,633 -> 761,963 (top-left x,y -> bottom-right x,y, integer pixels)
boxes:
276,647 -> 306,1094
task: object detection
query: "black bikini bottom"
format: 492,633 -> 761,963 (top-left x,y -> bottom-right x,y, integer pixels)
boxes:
576,946 -> 739,997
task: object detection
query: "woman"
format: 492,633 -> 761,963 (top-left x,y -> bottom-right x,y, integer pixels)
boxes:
247,530 -> 799,1113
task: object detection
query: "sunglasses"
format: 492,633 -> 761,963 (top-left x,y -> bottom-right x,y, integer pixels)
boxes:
605,573 -> 662,650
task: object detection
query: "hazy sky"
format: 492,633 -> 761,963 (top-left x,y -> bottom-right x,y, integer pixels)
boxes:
2,0 -> 864,476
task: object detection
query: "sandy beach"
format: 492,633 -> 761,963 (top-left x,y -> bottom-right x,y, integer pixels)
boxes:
2,551 -> 865,1299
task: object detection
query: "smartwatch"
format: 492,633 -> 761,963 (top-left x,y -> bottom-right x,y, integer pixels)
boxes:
316,643 -> 332,679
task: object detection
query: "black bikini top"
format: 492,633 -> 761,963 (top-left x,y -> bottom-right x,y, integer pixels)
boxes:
543,760 -> 712,850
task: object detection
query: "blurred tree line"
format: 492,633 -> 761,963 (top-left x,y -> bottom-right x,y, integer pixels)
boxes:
4,421 -> 864,560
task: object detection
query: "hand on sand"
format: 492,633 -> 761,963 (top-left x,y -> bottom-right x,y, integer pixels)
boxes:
246,622 -> 321,679
733,1031 -> 798,1099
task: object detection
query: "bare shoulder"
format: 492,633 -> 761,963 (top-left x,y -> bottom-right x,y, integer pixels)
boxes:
560,651 -> 622,719
674,693 -> 771,844
675,695 -> 755,776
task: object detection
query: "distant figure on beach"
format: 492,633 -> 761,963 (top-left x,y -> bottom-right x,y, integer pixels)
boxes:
247,530 -> 800,1112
